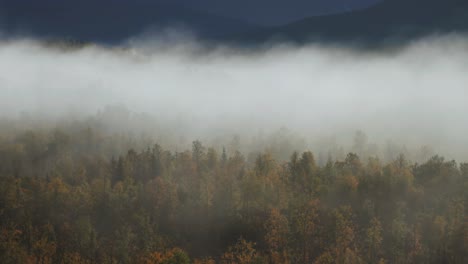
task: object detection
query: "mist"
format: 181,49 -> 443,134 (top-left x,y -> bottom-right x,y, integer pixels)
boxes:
1,34 -> 468,161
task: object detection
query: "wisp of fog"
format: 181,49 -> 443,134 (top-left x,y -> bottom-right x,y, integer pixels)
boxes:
0,35 -> 468,161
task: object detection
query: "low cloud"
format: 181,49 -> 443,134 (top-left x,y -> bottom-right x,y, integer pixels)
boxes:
0,34 -> 467,160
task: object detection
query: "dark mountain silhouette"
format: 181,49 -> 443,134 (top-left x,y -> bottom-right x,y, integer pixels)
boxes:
0,0 -> 258,43
161,0 -> 381,26
241,0 -> 468,45
0,0 -> 382,28
0,0 -> 466,45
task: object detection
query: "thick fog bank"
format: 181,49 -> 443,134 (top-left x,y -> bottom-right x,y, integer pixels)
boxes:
0,35 -> 468,161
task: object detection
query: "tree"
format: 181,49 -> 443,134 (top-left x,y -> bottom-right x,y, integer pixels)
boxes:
142,248 -> 190,264
221,238 -> 260,264
352,131 -> 368,159
264,208 -> 290,264
0,226 -> 29,264
291,199 -> 320,263
192,140 -> 206,170
331,206 -> 362,264
364,217 -> 383,263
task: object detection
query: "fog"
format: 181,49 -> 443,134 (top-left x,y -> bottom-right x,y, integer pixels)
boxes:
1,34 -> 468,161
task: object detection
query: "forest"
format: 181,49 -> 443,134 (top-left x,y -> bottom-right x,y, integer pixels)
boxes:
0,114 -> 466,264
1,0 -> 468,261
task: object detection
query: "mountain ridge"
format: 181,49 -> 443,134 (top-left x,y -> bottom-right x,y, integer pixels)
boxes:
0,0 -> 259,43
1,0 -> 467,46
239,0 -> 468,45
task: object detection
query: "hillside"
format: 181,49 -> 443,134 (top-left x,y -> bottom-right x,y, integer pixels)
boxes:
240,0 -> 468,45
0,0 -> 258,43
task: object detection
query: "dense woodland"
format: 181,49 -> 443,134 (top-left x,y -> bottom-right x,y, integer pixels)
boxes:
0,117 -> 467,264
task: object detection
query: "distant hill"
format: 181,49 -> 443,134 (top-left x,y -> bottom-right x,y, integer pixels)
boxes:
0,0 -> 382,28
0,0 -> 466,45
238,0 -> 468,45
0,0 -> 258,43
161,0 -> 381,26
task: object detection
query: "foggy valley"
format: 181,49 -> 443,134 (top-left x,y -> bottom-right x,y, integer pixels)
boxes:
0,1 -> 467,263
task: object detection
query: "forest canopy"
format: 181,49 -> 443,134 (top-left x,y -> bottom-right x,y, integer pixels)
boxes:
0,112 -> 466,264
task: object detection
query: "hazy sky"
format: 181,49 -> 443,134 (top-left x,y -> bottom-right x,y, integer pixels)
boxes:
0,34 -> 467,159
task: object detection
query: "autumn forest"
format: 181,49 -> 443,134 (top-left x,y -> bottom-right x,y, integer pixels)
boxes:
0,112 -> 466,264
